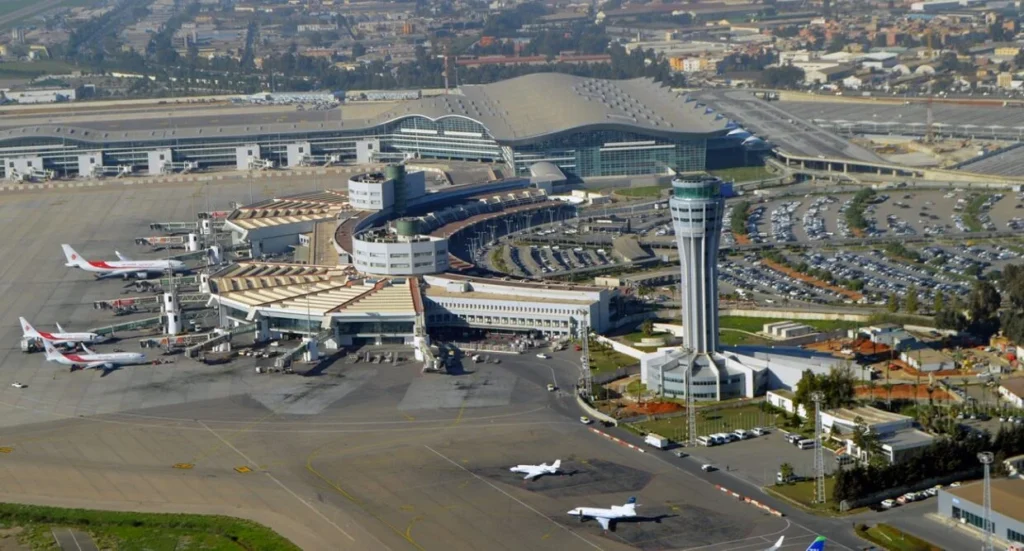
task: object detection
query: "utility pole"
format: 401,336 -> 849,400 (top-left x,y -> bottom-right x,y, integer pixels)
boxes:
812,390 -> 826,504
578,309 -> 592,399
980,451 -> 994,551
685,347 -> 696,446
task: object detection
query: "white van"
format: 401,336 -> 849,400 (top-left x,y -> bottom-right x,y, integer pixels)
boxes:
797,439 -> 817,450
697,436 -> 714,447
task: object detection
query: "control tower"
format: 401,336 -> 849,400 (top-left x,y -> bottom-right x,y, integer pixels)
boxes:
669,173 -> 725,355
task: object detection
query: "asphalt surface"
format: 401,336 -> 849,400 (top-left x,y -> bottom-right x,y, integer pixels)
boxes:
0,180 -> 832,550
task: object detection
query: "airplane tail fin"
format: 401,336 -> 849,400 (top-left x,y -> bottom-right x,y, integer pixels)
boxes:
552,459 -> 561,470
19,317 -> 39,338
115,250 -> 130,261
622,496 -> 638,514
805,536 -> 826,551
81,344 -> 95,355
62,244 -> 86,268
55,322 -> 65,333
41,340 -> 62,361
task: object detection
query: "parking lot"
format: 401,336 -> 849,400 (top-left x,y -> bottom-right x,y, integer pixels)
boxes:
682,430 -> 844,488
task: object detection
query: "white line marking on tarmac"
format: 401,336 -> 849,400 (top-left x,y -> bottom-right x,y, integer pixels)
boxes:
424,444 -> 605,551
198,420 -> 356,542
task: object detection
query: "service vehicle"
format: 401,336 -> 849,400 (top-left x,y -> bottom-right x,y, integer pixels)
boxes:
644,433 -> 669,449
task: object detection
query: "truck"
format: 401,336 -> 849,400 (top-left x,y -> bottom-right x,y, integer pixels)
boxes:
644,433 -> 669,449
20,337 -> 42,353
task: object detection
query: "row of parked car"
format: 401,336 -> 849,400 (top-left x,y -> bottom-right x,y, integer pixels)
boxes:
697,427 -> 770,446
880,483 -> 955,510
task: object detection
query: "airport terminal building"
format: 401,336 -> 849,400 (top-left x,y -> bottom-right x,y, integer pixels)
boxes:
0,74 -> 735,181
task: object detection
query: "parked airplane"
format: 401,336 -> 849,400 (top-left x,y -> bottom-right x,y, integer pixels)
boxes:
20,317 -> 107,346
62,244 -> 186,279
42,340 -> 146,371
567,496 -> 638,530
510,459 -> 561,480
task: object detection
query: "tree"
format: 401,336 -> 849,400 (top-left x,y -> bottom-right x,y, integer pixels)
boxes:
933,291 -> 945,314
887,292 -> 899,313
968,280 -> 1002,338
778,462 -> 795,484
641,319 -> 655,337
905,285 -> 919,314
851,416 -> 882,462
352,42 -> 367,57
758,65 -> 805,89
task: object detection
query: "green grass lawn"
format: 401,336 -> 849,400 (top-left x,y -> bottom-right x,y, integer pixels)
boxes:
718,316 -> 861,334
719,329 -> 771,346
710,166 -> 773,182
857,523 -> 942,551
588,346 -> 638,375
621,331 -> 671,347
631,404 -> 776,440
0,59 -> 78,77
614,185 -> 669,198
769,478 -> 837,512
0,503 -> 299,551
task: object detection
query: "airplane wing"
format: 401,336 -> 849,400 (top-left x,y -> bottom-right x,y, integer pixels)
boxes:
81,344 -> 95,355
764,536 -> 784,551
95,269 -> 144,280
524,471 -> 540,480
596,517 -> 611,531
84,362 -> 112,369
55,322 -> 65,333
115,251 -> 132,261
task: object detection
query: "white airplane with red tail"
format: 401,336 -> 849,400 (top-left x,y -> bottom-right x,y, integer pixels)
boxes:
62,244 -> 186,279
42,340 -> 146,371
20,317 -> 107,346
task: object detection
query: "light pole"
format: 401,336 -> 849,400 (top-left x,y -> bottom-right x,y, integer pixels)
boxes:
979,451 -> 994,551
811,390 -> 826,504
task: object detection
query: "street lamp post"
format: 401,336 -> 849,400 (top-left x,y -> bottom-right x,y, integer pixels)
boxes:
979,451 -> 994,551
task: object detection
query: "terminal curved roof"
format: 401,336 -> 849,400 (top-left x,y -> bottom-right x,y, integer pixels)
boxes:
0,75 -> 728,145
371,74 -> 730,143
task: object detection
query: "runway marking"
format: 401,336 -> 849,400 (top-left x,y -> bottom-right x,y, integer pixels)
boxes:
172,463 -> 194,470
404,516 -> 423,540
402,413 -> 415,421
234,465 -> 252,473
199,421 -> 356,543
424,445 -> 605,551
0,447 -> 12,453
190,409 -> 278,465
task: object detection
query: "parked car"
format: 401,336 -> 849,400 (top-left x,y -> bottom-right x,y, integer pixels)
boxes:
536,353 -> 549,359
881,499 -> 897,509
701,464 -> 717,472
579,416 -> 591,425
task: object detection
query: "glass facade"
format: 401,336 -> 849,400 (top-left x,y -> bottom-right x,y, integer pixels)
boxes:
511,130 -> 706,178
672,178 -> 721,199
952,507 -> 996,533
0,117 -> 712,180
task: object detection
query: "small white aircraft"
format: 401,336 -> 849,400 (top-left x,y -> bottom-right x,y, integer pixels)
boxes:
568,496 -> 638,530
510,459 -> 561,480
62,244 -> 186,279
42,339 -> 146,371
20,317 -> 107,346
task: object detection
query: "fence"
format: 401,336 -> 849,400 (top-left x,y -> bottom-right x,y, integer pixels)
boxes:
592,365 -> 641,385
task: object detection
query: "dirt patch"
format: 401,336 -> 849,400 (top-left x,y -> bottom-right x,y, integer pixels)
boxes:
734,232 -> 751,245
857,383 -> 952,401
762,259 -> 864,301
0,527 -> 28,551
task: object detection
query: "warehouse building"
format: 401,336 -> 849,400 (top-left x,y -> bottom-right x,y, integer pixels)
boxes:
938,479 -> 1024,547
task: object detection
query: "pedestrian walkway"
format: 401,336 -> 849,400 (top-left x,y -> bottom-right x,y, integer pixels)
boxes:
50,528 -> 98,551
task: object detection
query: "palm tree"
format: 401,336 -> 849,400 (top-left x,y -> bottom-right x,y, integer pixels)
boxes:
884,381 -> 894,410
867,377 -> 877,403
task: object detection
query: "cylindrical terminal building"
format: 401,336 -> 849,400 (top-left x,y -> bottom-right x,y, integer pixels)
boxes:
352,228 -> 448,276
670,173 -> 724,355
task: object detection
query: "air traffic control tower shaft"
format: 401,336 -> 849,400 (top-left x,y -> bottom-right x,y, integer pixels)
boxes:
670,174 -> 725,355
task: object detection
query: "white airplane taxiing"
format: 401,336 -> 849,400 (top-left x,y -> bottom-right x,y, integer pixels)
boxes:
43,340 -> 146,371
568,496 -> 638,530
62,244 -> 187,279
20,317 -> 107,346
510,459 -> 561,480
